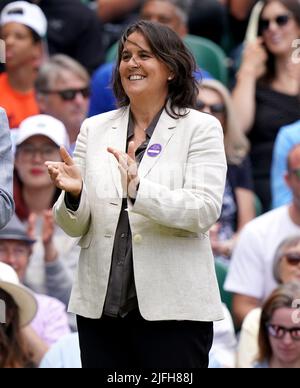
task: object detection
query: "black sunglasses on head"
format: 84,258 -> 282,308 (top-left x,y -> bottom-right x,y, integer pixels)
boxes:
40,87 -> 90,101
260,14 -> 292,32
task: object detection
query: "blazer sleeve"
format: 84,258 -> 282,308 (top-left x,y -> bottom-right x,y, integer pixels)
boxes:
53,120 -> 91,238
0,109 -> 14,229
130,118 -> 227,234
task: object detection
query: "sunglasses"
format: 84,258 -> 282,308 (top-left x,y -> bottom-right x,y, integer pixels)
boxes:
196,101 -> 226,115
266,323 -> 300,341
283,252 -> 300,266
260,14 -> 292,32
41,87 -> 90,101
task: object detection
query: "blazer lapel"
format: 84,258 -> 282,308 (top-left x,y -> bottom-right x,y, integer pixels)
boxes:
138,109 -> 178,179
108,107 -> 130,198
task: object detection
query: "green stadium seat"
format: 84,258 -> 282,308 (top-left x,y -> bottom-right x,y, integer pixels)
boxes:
184,35 -> 229,85
215,260 -> 232,312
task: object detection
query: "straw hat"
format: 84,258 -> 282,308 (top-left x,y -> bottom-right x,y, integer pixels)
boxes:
0,263 -> 37,327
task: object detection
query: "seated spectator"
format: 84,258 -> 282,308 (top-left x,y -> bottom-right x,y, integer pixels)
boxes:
255,282 -> 300,368
0,262 -> 47,367
0,1 -> 47,129
88,0 -> 212,116
13,114 -> 79,297
237,235 -> 300,368
35,55 -> 90,154
225,145 -> 300,327
197,79 -> 255,262
188,0 -> 226,45
232,0 -> 300,211
272,126 -> 300,208
40,332 -> 81,369
1,0 -> 105,74
0,218 -> 71,346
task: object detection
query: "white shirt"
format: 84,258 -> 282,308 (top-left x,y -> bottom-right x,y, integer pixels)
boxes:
225,205 -> 300,301
210,305 -> 237,368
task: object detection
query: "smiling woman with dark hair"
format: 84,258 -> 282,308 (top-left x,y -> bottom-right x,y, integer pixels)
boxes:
46,20 -> 227,369
113,20 -> 198,118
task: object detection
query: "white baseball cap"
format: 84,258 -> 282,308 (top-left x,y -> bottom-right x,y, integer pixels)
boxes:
16,114 -> 70,149
0,263 -> 38,327
0,1 -> 47,39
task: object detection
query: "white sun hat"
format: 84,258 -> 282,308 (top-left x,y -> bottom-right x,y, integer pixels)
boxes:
16,114 -> 70,149
0,262 -> 38,327
0,1 -> 47,39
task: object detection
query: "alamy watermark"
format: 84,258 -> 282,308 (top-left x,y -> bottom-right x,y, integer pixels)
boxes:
0,39 -> 5,64
0,299 -> 6,324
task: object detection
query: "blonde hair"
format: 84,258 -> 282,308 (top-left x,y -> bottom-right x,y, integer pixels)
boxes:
200,79 -> 250,164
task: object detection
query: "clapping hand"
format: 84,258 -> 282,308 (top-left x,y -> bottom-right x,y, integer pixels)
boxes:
108,141 -> 140,199
45,147 -> 83,198
27,211 -> 58,263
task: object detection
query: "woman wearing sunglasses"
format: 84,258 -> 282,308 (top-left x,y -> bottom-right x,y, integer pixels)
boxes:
256,282 -> 300,368
237,235 -> 300,368
232,0 -> 300,213
197,80 -> 255,263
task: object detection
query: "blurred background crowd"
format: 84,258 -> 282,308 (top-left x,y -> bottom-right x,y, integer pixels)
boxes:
1,0 -> 300,369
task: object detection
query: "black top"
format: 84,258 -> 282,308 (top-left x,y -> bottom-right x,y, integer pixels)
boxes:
227,157 -> 253,196
226,157 -> 253,231
66,109 -> 163,318
248,85 -> 300,180
43,0 -> 104,74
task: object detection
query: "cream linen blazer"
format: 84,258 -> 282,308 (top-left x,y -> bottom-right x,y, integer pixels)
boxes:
54,106 -> 227,321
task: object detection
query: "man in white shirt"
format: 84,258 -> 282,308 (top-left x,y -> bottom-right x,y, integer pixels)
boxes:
225,144 -> 300,327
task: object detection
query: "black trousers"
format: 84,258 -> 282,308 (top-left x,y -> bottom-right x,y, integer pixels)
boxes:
77,309 -> 213,369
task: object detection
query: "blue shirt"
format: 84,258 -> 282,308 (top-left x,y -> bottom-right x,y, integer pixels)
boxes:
271,120 -> 300,208
40,333 -> 81,369
88,62 -> 213,117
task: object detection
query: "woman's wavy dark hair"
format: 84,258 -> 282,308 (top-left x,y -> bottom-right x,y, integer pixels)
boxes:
259,0 -> 300,84
0,289 -> 33,368
113,20 -> 199,119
